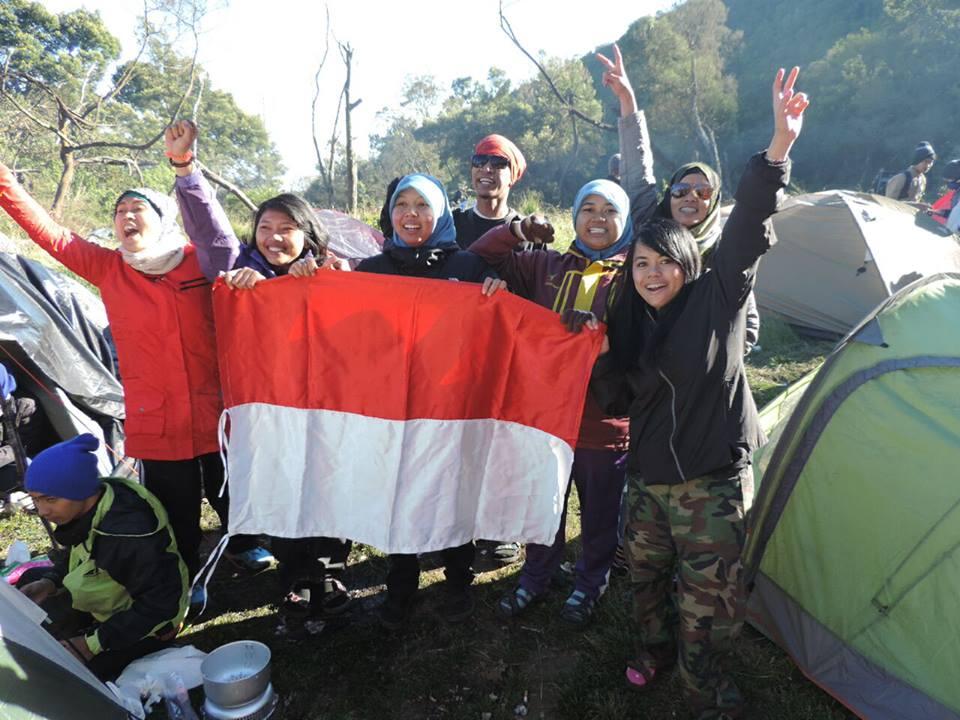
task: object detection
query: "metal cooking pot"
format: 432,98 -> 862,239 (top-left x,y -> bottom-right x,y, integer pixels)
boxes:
201,640 -> 272,709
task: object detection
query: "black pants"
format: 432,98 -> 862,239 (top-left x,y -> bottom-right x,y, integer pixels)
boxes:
386,543 -> 475,601
272,536 -> 352,590
141,453 -> 256,578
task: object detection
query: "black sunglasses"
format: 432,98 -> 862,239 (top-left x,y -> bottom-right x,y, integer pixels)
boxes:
471,154 -> 510,170
670,182 -> 715,201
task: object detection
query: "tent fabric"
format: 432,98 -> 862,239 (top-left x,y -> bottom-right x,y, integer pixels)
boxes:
213,271 -> 600,553
316,209 -> 384,260
745,273 -> 960,716
0,580 -> 129,719
0,252 -> 125,474
753,191 -> 960,335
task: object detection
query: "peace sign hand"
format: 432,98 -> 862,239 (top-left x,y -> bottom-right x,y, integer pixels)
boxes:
767,67 -> 810,162
595,44 -> 637,116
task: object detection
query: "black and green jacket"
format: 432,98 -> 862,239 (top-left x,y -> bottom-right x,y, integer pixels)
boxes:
43,477 -> 189,656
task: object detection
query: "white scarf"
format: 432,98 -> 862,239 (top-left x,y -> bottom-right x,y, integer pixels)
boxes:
116,188 -> 188,275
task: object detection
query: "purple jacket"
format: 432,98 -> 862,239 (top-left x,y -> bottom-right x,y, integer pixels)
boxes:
174,171 -> 241,277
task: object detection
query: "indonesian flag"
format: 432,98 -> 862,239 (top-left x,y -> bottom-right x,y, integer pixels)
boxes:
213,271 -> 602,554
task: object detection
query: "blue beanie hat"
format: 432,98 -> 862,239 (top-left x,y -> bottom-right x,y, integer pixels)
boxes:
25,434 -> 101,501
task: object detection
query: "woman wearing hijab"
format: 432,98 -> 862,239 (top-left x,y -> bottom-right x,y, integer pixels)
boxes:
469,111 -> 655,623
358,173 -> 502,630
597,46 -> 760,354
591,67 -> 809,720
166,120 -> 355,625
0,149 -> 246,597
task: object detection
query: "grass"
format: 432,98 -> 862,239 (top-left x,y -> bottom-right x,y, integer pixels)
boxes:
0,226 -> 846,719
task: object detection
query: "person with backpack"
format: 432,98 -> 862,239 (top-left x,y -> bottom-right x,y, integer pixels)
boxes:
884,141 -> 936,202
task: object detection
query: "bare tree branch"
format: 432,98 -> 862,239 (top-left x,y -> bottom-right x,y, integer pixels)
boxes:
498,0 -> 614,132
311,4 -> 335,197
200,164 -> 257,212
690,56 -> 723,183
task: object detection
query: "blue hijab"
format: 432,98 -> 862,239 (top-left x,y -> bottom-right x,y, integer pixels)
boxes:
571,179 -> 633,261
389,174 -> 458,249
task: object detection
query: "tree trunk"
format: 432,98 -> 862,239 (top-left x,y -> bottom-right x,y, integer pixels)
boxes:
51,147 -> 76,221
690,57 -> 723,185
342,44 -> 359,214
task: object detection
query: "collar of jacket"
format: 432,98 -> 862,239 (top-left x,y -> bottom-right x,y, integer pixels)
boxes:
385,244 -> 457,271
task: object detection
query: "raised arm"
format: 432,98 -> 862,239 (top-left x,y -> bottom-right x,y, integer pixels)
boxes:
0,163 -> 112,286
712,67 -> 808,307
166,121 -> 240,280
467,218 -> 553,300
596,44 -> 658,226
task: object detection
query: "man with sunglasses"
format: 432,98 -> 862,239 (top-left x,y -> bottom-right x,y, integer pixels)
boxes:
454,134 -> 526,250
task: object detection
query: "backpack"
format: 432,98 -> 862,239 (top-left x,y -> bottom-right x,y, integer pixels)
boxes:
871,169 -> 912,199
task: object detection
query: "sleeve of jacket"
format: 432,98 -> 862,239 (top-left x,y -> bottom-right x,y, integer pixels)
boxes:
87,530 -> 186,654
619,110 -> 659,228
175,170 -> 240,281
0,164 -> 111,286
589,354 -> 634,418
711,152 -> 790,310
467,224 -> 542,299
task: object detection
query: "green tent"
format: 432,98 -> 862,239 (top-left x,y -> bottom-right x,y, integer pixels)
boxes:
744,273 -> 960,719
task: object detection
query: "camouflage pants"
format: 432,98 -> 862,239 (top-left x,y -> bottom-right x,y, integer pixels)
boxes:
624,466 -> 751,720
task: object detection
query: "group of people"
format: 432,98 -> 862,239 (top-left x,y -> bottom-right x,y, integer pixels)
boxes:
1,47 -> 811,720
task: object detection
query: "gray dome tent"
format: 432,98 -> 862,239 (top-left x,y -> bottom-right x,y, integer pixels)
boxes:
754,191 -> 960,336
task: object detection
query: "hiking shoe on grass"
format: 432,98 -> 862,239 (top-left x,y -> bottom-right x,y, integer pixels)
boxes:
559,589 -> 595,625
226,546 -> 275,572
496,586 -> 542,619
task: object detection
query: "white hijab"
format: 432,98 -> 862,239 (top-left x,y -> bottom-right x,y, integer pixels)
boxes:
116,188 -> 187,275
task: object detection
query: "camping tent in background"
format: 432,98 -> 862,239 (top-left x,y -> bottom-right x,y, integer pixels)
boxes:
0,251 -> 125,475
0,579 -> 131,719
316,209 -> 384,260
753,191 -> 960,336
744,273 -> 960,719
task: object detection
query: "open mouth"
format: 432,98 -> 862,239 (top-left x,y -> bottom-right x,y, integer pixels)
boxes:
645,283 -> 667,292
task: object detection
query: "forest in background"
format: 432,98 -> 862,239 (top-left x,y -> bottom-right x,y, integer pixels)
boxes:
1,0 -> 957,231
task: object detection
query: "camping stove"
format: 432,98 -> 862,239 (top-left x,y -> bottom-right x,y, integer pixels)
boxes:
202,683 -> 278,720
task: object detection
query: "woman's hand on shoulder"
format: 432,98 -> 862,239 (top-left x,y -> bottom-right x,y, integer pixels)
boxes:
766,67 -> 810,162
517,214 -> 555,245
595,44 -> 637,117
221,267 -> 265,290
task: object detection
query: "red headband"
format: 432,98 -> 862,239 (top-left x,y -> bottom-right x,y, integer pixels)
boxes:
474,134 -> 526,184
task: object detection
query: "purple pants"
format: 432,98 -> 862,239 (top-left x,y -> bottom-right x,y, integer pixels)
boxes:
519,447 -> 626,600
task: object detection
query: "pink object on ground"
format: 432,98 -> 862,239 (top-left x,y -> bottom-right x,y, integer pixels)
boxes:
3,559 -> 54,585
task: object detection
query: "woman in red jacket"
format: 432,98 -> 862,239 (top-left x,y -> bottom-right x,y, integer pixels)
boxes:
0,152 -> 268,594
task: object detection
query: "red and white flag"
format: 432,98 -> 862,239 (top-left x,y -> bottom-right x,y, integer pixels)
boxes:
213,272 -> 602,553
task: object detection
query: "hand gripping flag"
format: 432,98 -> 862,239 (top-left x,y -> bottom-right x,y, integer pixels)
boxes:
213,271 -> 603,554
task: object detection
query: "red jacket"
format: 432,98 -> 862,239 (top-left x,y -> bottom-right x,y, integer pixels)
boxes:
0,167 -> 221,461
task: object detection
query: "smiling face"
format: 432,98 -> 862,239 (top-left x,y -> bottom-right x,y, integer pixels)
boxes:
113,196 -> 161,252
471,155 -> 513,203
632,242 -> 687,309
391,188 -> 436,247
669,171 -> 713,228
574,193 -> 625,251
255,209 -> 306,268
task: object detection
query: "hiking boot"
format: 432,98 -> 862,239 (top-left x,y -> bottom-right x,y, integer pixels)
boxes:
438,586 -> 474,623
476,539 -> 521,568
378,595 -> 414,630
226,546 -> 275,572
281,577 -> 353,618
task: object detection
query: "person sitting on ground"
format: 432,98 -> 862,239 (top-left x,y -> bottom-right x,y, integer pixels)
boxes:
0,147 -> 272,604
357,173 -> 504,630
166,120 -> 353,623
18,434 -> 188,681
885,141 -> 936,202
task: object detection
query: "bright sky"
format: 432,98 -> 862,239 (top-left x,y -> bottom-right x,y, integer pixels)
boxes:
43,0 -> 676,186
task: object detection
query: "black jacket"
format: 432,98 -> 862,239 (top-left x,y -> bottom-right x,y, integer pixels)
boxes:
591,152 -> 788,484
356,244 -> 497,282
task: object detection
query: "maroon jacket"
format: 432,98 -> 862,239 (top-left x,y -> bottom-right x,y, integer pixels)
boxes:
469,224 -> 629,451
